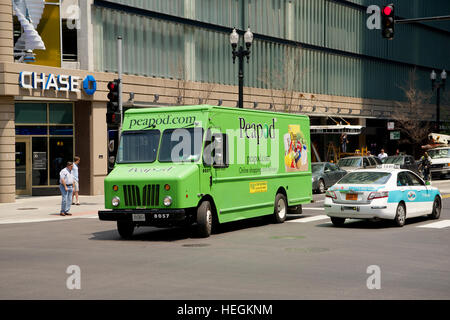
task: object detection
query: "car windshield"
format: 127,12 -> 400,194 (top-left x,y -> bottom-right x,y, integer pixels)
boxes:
338,158 -> 362,167
159,128 -> 204,162
428,149 -> 450,159
338,171 -> 391,185
383,156 -> 402,164
116,130 -> 161,163
312,163 -> 324,173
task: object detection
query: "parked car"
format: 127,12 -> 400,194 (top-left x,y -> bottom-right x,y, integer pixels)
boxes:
337,156 -> 381,172
427,147 -> 450,179
312,162 -> 347,193
381,155 -> 421,176
324,167 -> 442,227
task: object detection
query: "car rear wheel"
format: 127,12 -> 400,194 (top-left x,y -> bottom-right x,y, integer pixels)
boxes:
273,193 -> 287,223
393,203 -> 406,227
318,179 -> 325,194
330,217 -> 345,226
429,196 -> 441,220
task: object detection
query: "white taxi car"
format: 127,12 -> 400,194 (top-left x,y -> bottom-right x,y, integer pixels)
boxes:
324,166 -> 442,227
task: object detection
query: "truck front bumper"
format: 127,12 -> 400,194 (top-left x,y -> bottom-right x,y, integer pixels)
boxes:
98,208 -> 189,226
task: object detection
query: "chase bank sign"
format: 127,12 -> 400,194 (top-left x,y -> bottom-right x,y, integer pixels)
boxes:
19,71 -> 97,95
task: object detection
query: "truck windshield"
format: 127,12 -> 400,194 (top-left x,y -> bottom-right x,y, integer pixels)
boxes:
159,128 -> 204,162
428,148 -> 450,159
116,130 -> 160,163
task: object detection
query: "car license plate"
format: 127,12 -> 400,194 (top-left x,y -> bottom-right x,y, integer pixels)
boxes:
346,193 -> 358,201
132,214 -> 145,222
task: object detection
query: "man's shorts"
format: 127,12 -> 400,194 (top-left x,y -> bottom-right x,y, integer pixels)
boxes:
74,180 -> 79,192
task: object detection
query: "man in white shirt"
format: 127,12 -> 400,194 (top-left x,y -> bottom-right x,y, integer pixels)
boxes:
72,156 -> 81,205
378,149 -> 388,160
59,162 -> 74,216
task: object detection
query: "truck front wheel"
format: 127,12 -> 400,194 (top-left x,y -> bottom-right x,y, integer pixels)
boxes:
196,201 -> 213,238
117,221 -> 135,239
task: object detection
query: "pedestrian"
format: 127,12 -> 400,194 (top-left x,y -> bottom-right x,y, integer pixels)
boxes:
395,149 -> 400,156
419,152 -> 431,181
59,161 -> 74,216
340,133 -> 348,153
378,148 -> 388,160
72,155 -> 81,206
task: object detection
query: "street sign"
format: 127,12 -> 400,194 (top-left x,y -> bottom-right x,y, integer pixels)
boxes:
387,122 -> 395,130
390,131 -> 400,140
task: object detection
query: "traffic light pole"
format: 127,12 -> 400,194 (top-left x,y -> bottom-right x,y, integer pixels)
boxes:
395,15 -> 450,24
117,36 -> 123,132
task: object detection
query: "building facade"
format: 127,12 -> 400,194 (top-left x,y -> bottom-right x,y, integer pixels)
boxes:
0,0 -> 449,202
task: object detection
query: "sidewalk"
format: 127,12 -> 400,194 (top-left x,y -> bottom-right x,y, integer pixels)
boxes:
0,194 -> 105,224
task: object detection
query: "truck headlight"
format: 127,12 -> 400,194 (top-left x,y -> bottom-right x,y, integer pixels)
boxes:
163,196 -> 172,207
112,196 -> 120,207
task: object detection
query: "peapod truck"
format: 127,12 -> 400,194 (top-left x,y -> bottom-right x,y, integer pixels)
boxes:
98,105 -> 312,238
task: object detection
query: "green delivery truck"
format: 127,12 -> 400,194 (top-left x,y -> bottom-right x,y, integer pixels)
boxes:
98,105 -> 312,238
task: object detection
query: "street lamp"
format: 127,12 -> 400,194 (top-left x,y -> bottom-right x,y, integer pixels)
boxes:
431,69 -> 447,132
230,27 -> 253,108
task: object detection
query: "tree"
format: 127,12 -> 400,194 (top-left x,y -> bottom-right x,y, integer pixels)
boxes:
391,69 -> 433,156
259,44 -> 306,113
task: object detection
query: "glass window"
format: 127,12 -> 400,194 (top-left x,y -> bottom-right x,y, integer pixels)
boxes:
49,126 -> 74,135
159,128 -> 204,163
49,103 -> 73,124
383,156 -> 403,164
338,157 -> 362,167
406,172 -> 424,186
339,172 -> 391,185
428,148 -> 450,159
61,19 -> 78,62
16,126 -> 48,135
117,130 -> 161,164
15,103 -> 47,124
49,137 -> 73,185
32,137 -> 48,186
312,163 -> 324,173
367,157 -> 376,166
363,158 -> 370,167
329,163 -> 339,171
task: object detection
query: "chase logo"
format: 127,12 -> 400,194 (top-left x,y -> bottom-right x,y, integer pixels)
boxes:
407,191 -> 416,201
82,75 -> 97,95
19,72 -> 97,95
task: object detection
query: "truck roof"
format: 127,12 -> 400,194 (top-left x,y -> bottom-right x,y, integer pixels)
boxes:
124,104 -> 309,119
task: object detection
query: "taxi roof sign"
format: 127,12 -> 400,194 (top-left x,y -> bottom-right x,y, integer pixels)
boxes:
376,164 -> 400,169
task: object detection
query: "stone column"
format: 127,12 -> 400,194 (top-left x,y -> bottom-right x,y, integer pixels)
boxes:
0,0 -> 13,63
90,101 -> 107,195
0,1 -> 15,203
0,97 -> 15,203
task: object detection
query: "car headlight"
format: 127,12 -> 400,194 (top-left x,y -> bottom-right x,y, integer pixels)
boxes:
163,196 -> 172,207
112,196 -> 120,207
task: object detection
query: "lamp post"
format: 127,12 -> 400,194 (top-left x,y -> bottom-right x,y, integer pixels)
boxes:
230,27 -> 253,108
430,69 -> 447,132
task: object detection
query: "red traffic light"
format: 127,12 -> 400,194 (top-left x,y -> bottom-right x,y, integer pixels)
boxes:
383,6 -> 393,16
107,81 -> 117,91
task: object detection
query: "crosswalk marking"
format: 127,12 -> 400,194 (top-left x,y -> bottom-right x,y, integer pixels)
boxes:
288,215 -> 329,223
417,220 -> 450,229
302,207 -> 325,211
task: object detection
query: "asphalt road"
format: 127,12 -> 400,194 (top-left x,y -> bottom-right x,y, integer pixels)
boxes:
0,193 -> 449,300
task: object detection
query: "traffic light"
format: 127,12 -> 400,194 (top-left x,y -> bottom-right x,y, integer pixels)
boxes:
106,79 -> 120,125
381,4 -> 395,39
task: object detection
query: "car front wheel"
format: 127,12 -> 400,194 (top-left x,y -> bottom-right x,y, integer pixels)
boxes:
429,196 -> 441,220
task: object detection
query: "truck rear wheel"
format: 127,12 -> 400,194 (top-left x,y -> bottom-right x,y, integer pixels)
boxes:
117,221 -> 135,239
196,200 -> 213,238
273,193 -> 287,223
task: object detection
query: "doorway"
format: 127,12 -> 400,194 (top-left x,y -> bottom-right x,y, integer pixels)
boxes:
15,137 -> 32,195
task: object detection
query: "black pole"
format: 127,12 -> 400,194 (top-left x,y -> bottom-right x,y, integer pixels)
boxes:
436,86 -> 441,133
238,46 -> 244,109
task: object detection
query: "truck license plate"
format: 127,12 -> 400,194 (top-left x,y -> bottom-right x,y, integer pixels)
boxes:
132,214 -> 145,222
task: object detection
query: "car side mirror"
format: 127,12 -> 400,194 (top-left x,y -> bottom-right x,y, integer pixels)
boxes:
425,181 -> 431,186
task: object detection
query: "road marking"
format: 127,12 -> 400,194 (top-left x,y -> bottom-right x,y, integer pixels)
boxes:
442,194 -> 450,199
302,207 -> 325,211
417,220 -> 450,229
288,215 -> 329,223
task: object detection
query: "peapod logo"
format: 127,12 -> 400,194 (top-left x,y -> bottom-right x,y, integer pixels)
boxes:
239,118 -> 276,145
129,115 -> 197,129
